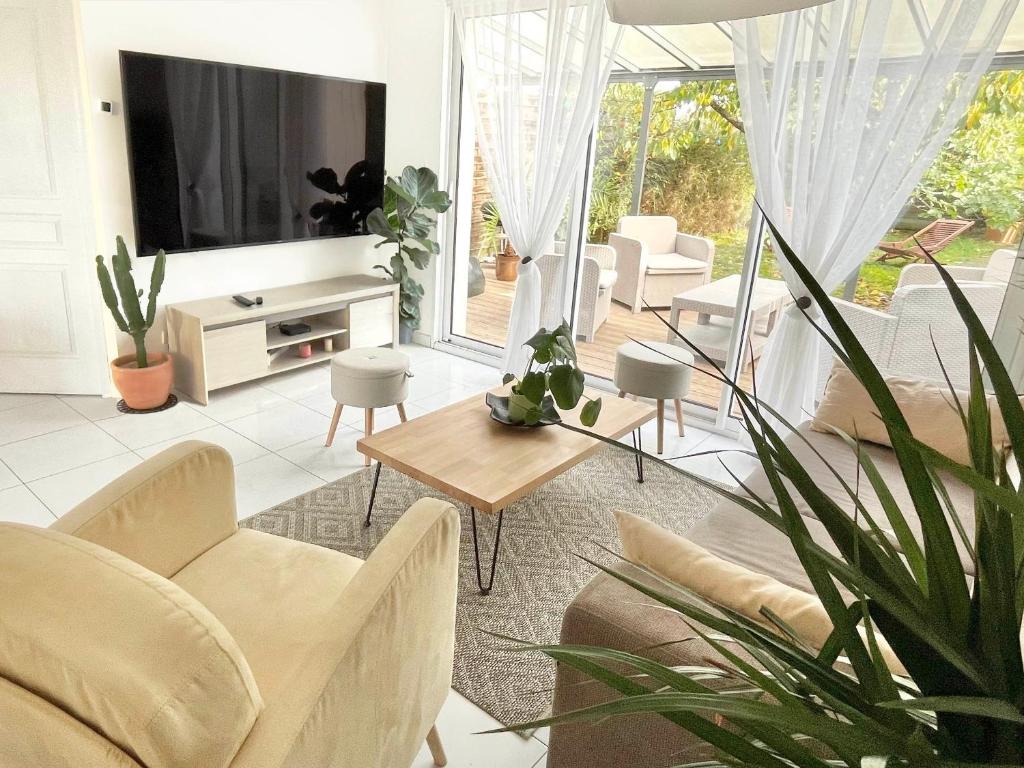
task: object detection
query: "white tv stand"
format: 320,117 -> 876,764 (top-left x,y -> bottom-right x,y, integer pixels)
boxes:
166,275 -> 399,405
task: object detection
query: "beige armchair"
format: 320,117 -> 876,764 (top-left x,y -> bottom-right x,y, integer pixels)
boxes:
541,243 -> 618,341
0,441 -> 460,768
609,216 -> 714,313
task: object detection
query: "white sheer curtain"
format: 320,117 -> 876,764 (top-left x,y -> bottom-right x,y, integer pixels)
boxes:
450,0 -> 621,375
732,0 -> 1016,432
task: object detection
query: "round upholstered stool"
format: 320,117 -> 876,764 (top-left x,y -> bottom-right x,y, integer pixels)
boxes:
326,347 -> 411,464
613,340 -> 694,455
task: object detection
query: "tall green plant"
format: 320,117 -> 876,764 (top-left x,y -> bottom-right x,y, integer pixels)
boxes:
367,166 -> 451,331
499,218 -> 1024,765
96,236 -> 166,369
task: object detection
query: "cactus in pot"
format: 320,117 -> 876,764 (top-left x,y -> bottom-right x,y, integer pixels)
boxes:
96,236 -> 173,410
96,236 -> 165,368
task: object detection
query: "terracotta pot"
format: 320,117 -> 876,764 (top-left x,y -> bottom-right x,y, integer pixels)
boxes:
495,245 -> 519,282
110,352 -> 173,410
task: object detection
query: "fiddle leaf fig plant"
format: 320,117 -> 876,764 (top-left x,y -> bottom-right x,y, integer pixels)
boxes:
502,321 -> 602,427
367,166 -> 451,332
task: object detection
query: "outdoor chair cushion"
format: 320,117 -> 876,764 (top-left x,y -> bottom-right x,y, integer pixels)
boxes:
645,253 -> 707,274
598,269 -> 618,290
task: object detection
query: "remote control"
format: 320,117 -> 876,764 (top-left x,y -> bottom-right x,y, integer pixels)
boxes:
233,294 -> 257,308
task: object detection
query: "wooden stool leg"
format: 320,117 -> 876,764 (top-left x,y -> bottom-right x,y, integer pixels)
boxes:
617,390 -> 626,398
325,403 -> 343,447
674,398 -> 685,437
657,399 -> 665,455
363,408 -> 374,466
397,402 -> 407,423
426,725 -> 447,767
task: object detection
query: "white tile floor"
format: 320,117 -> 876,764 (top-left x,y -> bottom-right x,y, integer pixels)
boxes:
0,343 -> 747,767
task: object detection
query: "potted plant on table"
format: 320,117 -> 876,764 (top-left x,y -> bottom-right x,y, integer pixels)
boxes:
491,321 -> 602,428
96,236 -> 171,410
367,166 -> 452,344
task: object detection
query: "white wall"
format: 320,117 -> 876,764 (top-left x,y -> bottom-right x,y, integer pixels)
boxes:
79,0 -> 447,355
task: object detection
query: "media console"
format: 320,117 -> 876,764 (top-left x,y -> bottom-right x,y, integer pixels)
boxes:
166,275 -> 399,405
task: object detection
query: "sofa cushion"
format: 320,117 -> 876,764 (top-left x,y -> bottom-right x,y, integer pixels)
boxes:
598,269 -> 618,289
740,424 -> 976,574
645,253 -> 707,274
615,511 -> 906,673
812,363 -> 1013,465
0,524 -> 263,768
172,529 -> 364,765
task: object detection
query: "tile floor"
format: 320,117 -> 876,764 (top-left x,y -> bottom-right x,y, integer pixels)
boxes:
0,343 -> 747,767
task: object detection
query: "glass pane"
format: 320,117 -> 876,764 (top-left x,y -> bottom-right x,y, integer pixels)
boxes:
656,24 -> 735,69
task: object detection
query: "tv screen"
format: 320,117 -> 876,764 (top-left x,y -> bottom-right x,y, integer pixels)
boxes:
120,51 -> 386,256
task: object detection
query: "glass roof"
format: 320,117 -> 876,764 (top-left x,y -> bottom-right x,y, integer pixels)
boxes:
603,2 -> 1024,72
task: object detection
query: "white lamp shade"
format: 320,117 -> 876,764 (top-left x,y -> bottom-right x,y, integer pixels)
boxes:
605,0 -> 831,24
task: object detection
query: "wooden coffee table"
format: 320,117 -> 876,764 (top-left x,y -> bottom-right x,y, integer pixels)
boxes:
357,388 -> 655,594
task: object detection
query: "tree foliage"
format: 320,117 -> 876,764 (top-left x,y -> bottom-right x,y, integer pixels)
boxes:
912,71 -> 1024,231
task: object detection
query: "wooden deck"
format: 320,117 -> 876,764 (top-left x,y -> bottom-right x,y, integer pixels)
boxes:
464,266 -> 757,410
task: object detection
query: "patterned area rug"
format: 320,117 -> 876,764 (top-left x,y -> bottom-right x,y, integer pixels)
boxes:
241,446 -> 719,729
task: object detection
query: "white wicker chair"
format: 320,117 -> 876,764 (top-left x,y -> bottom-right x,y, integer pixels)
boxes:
608,216 -> 714,313
895,248 -> 1017,288
816,281 -> 1008,397
540,244 -> 618,342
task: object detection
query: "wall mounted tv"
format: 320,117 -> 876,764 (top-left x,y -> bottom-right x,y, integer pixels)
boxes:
120,51 -> 386,256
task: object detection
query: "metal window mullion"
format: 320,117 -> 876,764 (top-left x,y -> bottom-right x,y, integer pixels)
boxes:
630,78 -> 656,215
716,206 -> 767,430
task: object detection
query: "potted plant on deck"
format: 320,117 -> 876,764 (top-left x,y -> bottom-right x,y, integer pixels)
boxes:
96,236 -> 171,410
367,166 -> 452,343
481,200 -> 519,282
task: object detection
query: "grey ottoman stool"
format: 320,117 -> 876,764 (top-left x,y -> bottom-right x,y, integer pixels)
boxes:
325,347 -> 411,464
613,340 -> 693,455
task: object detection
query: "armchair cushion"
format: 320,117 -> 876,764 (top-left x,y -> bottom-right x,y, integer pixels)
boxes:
0,523 -> 263,768
617,215 -> 677,254
645,253 -> 708,274
598,269 -> 618,289
176,498 -> 460,768
171,529 -> 364,759
50,441 -> 237,578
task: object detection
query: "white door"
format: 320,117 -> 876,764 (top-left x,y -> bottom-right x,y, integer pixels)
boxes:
0,0 -> 107,394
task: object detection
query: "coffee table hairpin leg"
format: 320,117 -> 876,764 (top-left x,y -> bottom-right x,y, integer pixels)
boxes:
632,429 -> 645,483
364,461 -> 383,527
470,507 -> 504,596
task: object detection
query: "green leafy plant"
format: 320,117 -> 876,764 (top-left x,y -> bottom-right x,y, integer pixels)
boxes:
499,218 -> 1024,765
501,321 -> 602,427
367,166 -> 452,331
96,236 -> 166,368
477,200 -> 504,258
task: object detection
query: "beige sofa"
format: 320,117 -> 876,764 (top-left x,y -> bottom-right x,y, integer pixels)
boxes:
546,422 -> 975,767
0,441 -> 460,768
609,216 -> 714,313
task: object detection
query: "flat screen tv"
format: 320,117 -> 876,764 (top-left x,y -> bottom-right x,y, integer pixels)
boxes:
120,51 -> 386,256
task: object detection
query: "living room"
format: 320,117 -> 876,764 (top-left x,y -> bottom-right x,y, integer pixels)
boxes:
4,0 -> 1024,766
